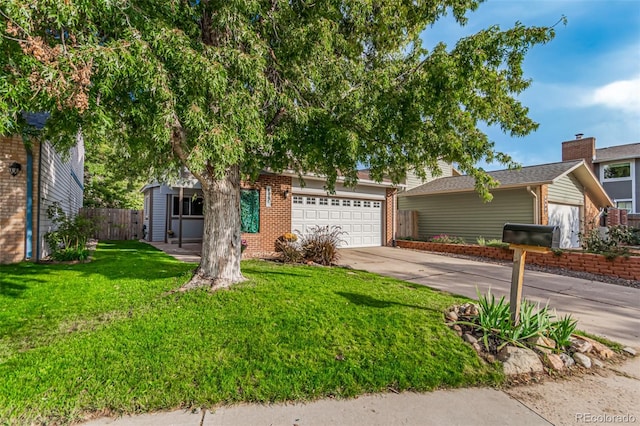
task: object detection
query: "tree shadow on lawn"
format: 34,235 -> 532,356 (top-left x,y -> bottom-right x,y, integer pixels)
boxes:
335,291 -> 440,313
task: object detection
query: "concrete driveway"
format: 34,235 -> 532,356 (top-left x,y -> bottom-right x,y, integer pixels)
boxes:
339,247 -> 640,348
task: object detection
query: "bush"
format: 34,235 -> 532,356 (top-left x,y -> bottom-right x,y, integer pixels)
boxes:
580,225 -> 633,258
459,289 -> 577,353
44,203 -> 96,261
275,239 -> 304,263
299,225 -> 346,265
430,234 -> 465,244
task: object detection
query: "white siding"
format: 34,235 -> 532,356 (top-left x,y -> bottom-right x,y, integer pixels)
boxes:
292,178 -> 387,199
37,137 -> 85,258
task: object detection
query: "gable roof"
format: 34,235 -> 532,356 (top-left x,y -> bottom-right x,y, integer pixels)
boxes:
401,160 -> 612,207
594,143 -> 640,163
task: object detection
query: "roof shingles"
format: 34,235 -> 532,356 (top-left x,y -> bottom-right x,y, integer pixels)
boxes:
595,143 -> 640,163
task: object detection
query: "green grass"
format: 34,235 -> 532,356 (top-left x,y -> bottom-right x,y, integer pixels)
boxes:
0,241 -> 502,425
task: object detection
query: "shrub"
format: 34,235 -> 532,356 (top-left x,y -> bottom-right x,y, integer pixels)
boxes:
275,239 -> 303,263
44,203 -> 96,261
430,234 -> 465,244
459,289 -> 576,353
299,225 -> 346,265
580,225 -> 632,258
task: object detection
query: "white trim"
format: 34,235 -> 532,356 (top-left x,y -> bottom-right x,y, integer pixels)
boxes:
293,187 -> 386,201
614,198 -> 633,212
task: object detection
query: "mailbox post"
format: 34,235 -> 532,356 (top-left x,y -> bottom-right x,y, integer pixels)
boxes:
502,223 -> 560,324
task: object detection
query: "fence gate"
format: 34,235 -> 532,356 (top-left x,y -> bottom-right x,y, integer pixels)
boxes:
397,210 -> 418,240
80,208 -> 144,241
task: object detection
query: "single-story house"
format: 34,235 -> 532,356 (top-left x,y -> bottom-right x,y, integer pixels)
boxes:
398,160 -> 613,249
0,113 -> 85,263
142,170 -> 399,254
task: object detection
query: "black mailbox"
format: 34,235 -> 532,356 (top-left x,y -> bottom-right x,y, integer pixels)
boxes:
502,223 -> 560,249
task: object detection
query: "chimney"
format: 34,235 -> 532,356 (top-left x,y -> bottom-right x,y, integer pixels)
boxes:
562,134 -> 596,171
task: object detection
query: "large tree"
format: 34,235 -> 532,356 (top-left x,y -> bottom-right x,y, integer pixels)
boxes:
0,0 -> 555,288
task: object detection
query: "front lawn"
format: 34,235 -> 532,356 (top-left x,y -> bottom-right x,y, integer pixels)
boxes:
0,241 -> 502,425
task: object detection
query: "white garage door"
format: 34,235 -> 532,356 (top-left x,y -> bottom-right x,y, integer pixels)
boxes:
291,195 -> 382,247
548,203 -> 581,248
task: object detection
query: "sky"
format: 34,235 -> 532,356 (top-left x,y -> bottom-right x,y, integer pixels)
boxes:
420,0 -> 640,170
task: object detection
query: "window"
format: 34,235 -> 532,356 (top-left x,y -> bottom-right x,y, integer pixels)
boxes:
172,195 -> 204,216
616,200 -> 633,212
354,200 -> 362,207
319,198 -> 328,206
603,162 -> 631,180
306,197 -> 316,205
331,199 -> 340,206
373,201 -> 381,208
342,200 -> 351,207
241,189 -> 260,233
293,195 -> 303,204
363,201 -> 371,208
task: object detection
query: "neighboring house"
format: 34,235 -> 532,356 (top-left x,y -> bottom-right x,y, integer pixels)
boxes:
403,160 -> 459,190
398,160 -> 612,249
562,135 -> 639,214
142,170 -> 398,254
0,113 -> 85,264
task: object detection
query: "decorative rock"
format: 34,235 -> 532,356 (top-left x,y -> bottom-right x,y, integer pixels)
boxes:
463,333 -> 478,344
560,353 -> 575,368
577,335 -> 615,359
446,311 -> 458,322
498,346 -> 544,376
485,354 -> 496,363
571,339 -> 593,354
623,347 -> 637,356
545,354 -> 564,371
592,358 -> 604,368
527,335 -> 556,355
451,324 -> 463,336
573,352 -> 592,368
472,342 -> 482,353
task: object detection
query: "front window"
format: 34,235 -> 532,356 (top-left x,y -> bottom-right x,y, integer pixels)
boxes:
616,200 -> 632,212
603,162 -> 631,180
172,195 -> 204,216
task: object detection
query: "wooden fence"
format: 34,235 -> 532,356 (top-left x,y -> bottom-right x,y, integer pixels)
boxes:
396,210 -> 418,240
80,208 -> 144,241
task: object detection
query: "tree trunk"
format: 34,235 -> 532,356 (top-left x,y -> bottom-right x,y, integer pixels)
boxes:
181,165 -> 246,291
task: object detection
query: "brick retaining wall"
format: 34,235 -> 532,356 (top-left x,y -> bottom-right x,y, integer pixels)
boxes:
396,240 -> 640,281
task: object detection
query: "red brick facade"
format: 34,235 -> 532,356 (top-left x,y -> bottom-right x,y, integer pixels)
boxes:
241,174 -> 292,255
385,187 -> 396,246
0,136 -> 40,264
397,240 -> 640,281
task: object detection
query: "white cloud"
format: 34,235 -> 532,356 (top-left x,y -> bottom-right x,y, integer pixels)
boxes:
584,76 -> 640,115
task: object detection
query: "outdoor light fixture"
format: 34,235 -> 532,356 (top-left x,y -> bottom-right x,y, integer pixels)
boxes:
9,162 -> 22,176
283,189 -> 290,199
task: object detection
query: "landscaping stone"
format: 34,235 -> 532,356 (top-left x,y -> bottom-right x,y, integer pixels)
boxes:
545,354 -> 564,371
560,353 -> 575,368
527,335 -> 556,355
623,347 -> 637,356
451,324 -> 463,336
472,342 -> 482,353
573,353 -> 592,369
498,346 -> 544,376
592,358 -> 604,368
570,338 -> 593,354
463,333 -> 478,344
446,311 -> 458,322
577,335 -> 615,359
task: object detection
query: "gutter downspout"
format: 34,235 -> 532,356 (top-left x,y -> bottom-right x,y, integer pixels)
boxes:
35,141 -> 43,261
527,186 -> 539,225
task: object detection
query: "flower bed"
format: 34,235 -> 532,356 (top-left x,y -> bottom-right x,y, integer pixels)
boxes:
396,240 -> 640,281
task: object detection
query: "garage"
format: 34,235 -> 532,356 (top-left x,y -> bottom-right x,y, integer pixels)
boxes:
291,195 -> 383,247
548,203 -> 581,249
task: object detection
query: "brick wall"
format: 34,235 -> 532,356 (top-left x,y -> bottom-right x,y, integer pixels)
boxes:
540,184 -> 549,225
385,187 -> 396,246
241,174 -> 292,255
396,240 -> 640,281
584,192 -> 601,233
0,136 -> 39,264
561,137 -> 596,170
